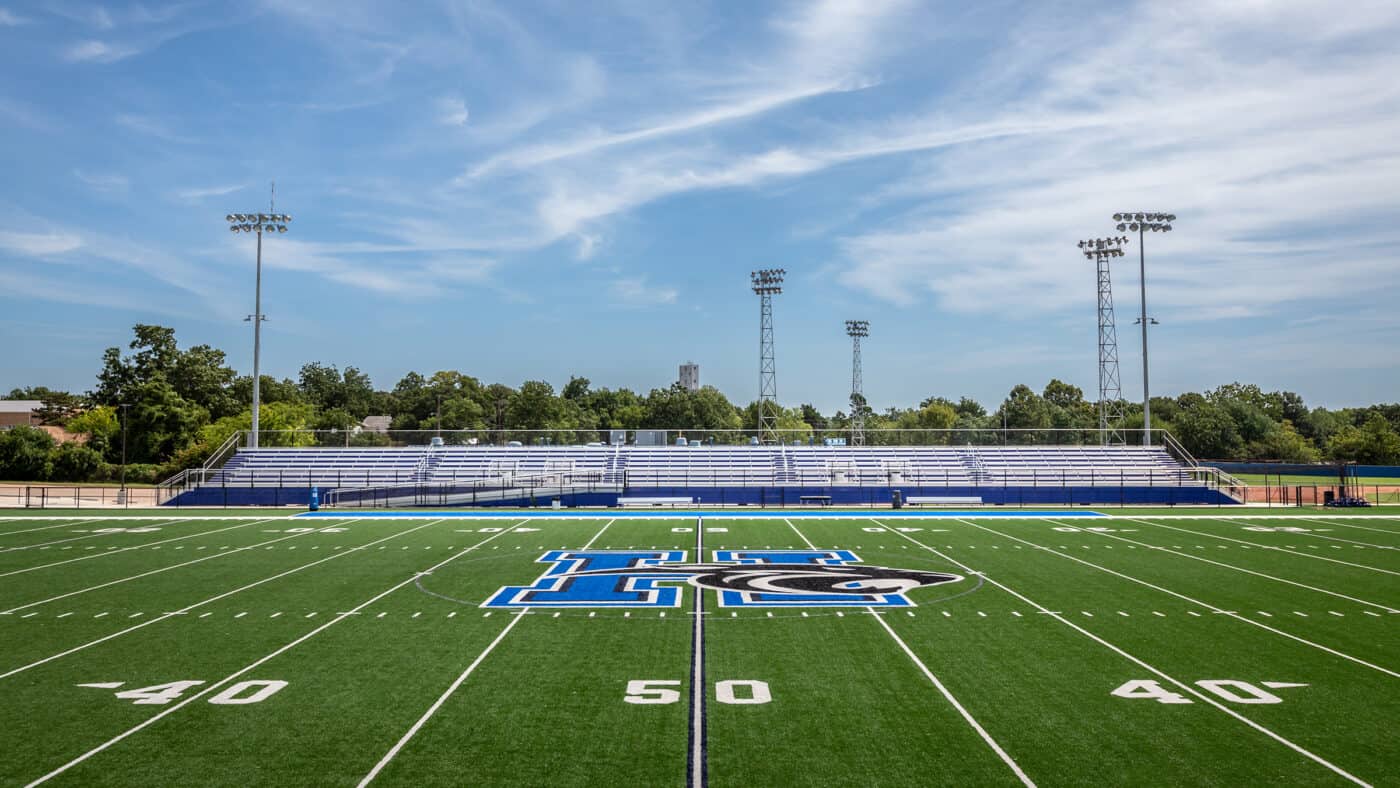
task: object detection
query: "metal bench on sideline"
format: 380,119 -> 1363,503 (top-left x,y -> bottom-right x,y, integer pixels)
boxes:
798,495 -> 832,506
617,496 -> 694,507
906,495 -> 983,506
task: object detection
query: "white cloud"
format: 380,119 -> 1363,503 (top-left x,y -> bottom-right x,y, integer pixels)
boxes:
0,230 -> 83,256
610,276 -> 678,306
64,40 -> 136,63
73,169 -> 129,194
175,183 -> 247,202
0,8 -> 27,26
436,97 -> 469,127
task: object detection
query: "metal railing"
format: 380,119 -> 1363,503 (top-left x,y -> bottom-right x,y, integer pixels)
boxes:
219,427 -> 1191,448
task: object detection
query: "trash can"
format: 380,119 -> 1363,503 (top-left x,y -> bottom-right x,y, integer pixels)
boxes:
1323,490 -> 1335,505
891,490 -> 903,509
552,498 -> 561,510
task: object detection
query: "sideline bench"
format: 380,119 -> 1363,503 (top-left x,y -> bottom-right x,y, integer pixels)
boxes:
618,496 -> 694,507
906,495 -> 983,506
798,495 -> 833,506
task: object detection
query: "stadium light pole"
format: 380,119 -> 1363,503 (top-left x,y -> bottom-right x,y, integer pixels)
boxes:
227,211 -> 291,449
845,320 -> 869,447
1113,212 -> 1174,446
118,402 -> 130,504
1078,237 -> 1128,446
751,268 -> 785,445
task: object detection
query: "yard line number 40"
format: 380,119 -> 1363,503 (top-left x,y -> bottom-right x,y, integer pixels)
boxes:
78,680 -> 287,706
1112,679 -> 1307,705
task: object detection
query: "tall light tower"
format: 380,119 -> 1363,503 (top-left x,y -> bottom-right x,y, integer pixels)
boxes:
1113,212 -> 1174,446
845,320 -> 869,446
751,268 -> 785,445
1078,237 -> 1128,446
227,211 -> 291,448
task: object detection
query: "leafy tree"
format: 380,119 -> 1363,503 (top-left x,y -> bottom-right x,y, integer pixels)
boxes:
124,379 -> 208,463
231,375 -> 303,407
561,376 -> 591,402
66,406 -> 119,460
1247,420 -> 1320,463
998,384 -> 1052,442
51,442 -> 104,482
0,426 -> 55,480
1174,402 -> 1244,459
1327,416 -> 1400,464
170,344 -> 239,419
954,397 -> 986,419
299,363 -> 377,419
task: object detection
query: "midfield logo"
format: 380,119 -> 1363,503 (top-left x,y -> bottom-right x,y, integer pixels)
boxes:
481,550 -> 962,609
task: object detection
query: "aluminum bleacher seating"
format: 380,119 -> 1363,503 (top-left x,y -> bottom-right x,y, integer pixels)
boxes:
204,444 -> 1198,489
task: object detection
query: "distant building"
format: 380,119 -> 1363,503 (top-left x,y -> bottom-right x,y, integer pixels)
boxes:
360,416 -> 392,434
679,362 -> 700,391
0,401 -> 42,429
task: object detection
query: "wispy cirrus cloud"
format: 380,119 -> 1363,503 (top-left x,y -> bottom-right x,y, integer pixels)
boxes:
610,276 -> 678,306
0,7 -> 28,26
73,169 -> 129,194
174,183 -> 247,202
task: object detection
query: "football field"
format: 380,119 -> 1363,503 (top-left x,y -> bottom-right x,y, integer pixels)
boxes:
1,510 -> 1396,787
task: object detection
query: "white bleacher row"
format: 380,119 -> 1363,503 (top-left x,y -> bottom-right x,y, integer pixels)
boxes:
205,445 -> 1198,488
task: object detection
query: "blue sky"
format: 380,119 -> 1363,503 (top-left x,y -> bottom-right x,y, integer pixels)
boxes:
1,0 -> 1398,414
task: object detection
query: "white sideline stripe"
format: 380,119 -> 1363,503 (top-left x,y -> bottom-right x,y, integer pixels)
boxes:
0,523 -> 345,615
1124,518 -> 1400,578
1112,520 -> 1398,612
868,605 -> 1035,786
879,522 -> 1374,787
784,518 -> 818,550
0,519 -> 86,536
0,519 -> 447,682
0,517 -> 200,550
579,518 -> 616,550
21,522 -> 527,787
0,519 -> 275,578
1301,517 -> 1400,537
975,520 -> 1400,680
784,517 -> 1033,786
356,610 -> 530,787
1273,529 -> 1398,551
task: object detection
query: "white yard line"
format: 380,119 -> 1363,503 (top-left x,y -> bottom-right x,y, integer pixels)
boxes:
1102,521 -> 1398,613
689,516 -> 706,788
787,518 -> 1034,786
878,522 -> 1375,788
0,519 -> 86,537
579,518 -> 616,550
356,609 -> 530,786
1299,517 -> 1400,538
784,518 -> 818,549
0,523 -> 357,615
1122,518 -> 1399,577
969,519 -> 1398,679
868,605 -> 1036,786
22,521 -> 527,787
0,519 -> 276,579
0,519 -> 452,681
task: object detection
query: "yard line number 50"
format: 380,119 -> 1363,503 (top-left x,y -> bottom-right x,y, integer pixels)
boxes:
625,679 -> 771,705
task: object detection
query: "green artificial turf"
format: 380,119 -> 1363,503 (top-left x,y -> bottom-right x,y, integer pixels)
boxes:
1,513 -> 1395,786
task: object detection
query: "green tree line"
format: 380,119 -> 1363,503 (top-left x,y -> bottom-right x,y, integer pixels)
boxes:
2,324 -> 1398,483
